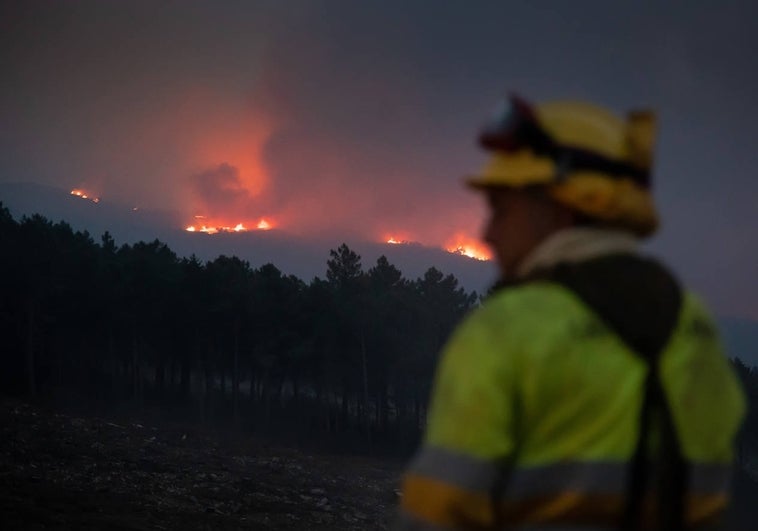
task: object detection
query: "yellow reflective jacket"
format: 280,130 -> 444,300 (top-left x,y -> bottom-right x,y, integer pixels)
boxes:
400,255 -> 746,530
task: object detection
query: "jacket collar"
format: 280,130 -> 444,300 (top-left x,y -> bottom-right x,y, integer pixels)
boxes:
516,227 -> 640,279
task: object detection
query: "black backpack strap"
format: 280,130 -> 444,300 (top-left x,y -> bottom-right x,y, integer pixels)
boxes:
531,254 -> 686,531
625,361 -> 688,531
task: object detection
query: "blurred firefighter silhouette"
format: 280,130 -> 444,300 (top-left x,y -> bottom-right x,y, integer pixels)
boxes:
398,94 -> 746,530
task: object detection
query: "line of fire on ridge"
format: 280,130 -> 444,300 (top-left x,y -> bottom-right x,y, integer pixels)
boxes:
70,189 -> 100,203
385,236 -> 490,261
185,215 -> 272,234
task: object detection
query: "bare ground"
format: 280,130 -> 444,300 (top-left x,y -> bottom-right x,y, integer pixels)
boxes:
0,400 -> 404,530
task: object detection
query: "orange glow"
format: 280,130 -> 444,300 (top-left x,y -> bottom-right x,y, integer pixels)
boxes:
192,128 -> 270,198
70,189 -> 100,203
184,216 -> 275,235
444,233 -> 491,261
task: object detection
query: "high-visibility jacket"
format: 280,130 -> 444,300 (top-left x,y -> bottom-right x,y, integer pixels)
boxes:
399,255 -> 746,530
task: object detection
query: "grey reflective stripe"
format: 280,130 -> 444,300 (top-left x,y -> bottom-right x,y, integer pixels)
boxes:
507,461 -> 626,498
690,462 -> 733,494
505,461 -> 732,498
407,446 -> 503,492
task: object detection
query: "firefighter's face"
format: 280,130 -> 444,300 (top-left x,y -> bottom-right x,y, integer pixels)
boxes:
482,187 -> 574,280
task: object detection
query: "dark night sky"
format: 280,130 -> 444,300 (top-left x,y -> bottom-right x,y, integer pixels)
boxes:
1,0 -> 757,318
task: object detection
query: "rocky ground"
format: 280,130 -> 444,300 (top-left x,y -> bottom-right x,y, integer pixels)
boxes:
4,398 -> 756,530
0,400 -> 404,530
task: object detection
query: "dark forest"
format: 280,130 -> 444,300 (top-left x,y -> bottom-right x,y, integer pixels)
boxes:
0,203 -> 480,457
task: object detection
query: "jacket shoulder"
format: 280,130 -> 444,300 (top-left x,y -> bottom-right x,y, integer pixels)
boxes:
472,282 -> 585,333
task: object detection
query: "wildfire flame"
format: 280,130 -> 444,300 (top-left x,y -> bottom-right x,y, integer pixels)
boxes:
185,217 -> 274,234
383,231 -> 420,246
383,232 -> 491,261
386,237 -> 414,245
445,233 -> 491,261
70,189 -> 100,203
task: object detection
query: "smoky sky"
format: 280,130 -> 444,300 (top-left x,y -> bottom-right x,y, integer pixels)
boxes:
1,0 -> 758,317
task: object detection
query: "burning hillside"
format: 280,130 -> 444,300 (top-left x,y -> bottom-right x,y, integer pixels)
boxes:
70,189 -> 100,203
384,234 -> 490,261
183,219 -> 490,261
386,237 -> 416,246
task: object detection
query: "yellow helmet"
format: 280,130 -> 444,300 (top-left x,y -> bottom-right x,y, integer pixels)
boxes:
466,94 -> 659,237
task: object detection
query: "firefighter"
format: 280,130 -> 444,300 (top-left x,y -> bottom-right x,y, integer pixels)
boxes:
398,95 -> 746,530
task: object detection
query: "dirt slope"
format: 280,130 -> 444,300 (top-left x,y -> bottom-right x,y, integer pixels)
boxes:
0,400 -> 403,530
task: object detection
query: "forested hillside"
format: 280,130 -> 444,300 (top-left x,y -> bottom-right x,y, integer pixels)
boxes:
1,201 -> 757,462
0,203 -> 478,455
